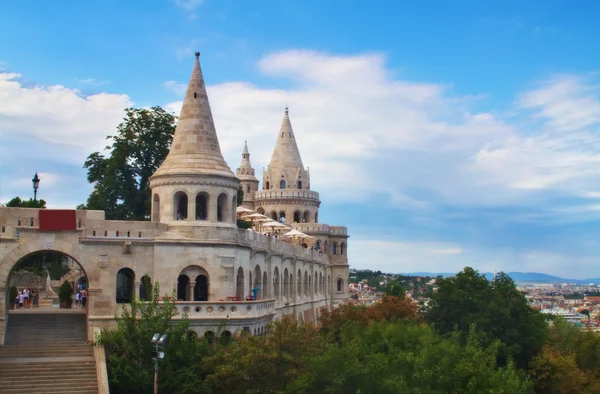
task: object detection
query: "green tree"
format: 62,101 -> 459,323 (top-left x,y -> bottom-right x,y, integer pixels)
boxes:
384,280 -> 406,298
236,186 -> 244,206
427,267 -> 548,369
6,196 -> 46,208
81,107 -> 176,220
97,283 -> 213,394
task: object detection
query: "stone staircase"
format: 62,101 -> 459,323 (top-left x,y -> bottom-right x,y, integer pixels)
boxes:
0,313 -> 98,393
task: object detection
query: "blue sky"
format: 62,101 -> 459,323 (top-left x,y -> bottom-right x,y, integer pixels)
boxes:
2,0 -> 600,278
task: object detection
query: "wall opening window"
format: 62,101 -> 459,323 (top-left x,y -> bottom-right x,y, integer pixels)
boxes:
116,268 -> 135,304
297,181 -> 302,189
280,180 -> 286,189
196,193 -> 209,220
173,191 -> 188,220
337,278 -> 344,292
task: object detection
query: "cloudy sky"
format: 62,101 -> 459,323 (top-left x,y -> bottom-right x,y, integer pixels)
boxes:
2,1 -> 600,278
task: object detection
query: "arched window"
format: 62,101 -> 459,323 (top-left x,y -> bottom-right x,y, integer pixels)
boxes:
262,271 -> 268,298
173,191 -> 188,220
246,184 -> 250,193
303,211 -> 310,223
293,211 -> 301,223
152,194 -> 160,222
217,193 -> 228,222
279,212 -> 286,224
337,278 -> 344,292
116,268 -> 135,304
221,330 -> 232,345
195,192 -> 208,220
236,267 -> 245,300
271,211 -> 278,221
280,180 -> 286,189
284,268 -> 290,299
314,275 -> 317,296
177,275 -> 190,301
194,275 -> 209,301
139,274 -> 152,301
274,267 -> 280,300
257,208 -> 265,215
297,180 -> 302,189
315,212 -> 318,223
304,271 -> 309,297
266,181 -> 270,190
297,269 -> 302,297
254,265 -> 262,300
340,242 -> 346,256
332,242 -> 338,255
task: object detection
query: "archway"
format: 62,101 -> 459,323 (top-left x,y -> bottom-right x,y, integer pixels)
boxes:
116,268 -> 134,304
177,275 -> 189,301
337,278 -> 344,292
194,275 -> 208,301
236,267 -> 244,300
173,191 -> 188,220
303,211 -> 310,223
293,211 -> 301,223
5,250 -> 89,311
195,192 -> 209,220
254,265 -> 262,300
273,267 -> 280,300
217,193 -> 228,222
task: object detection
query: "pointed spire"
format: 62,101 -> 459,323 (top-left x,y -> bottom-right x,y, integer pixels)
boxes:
236,141 -> 257,181
268,107 -> 304,170
242,140 -> 249,155
151,52 -> 234,179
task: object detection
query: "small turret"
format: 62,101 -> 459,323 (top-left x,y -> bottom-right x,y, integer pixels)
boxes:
235,141 -> 259,210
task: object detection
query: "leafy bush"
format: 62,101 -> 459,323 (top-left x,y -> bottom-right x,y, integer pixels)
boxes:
58,280 -> 73,304
236,219 -> 251,229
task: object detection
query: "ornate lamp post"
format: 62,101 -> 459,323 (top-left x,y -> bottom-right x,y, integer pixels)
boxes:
32,173 -> 40,202
151,333 -> 168,394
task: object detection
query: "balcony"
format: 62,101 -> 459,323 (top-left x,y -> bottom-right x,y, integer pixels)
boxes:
254,190 -> 320,201
169,299 -> 276,321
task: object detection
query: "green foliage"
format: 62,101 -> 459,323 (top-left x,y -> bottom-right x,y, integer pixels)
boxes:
236,186 -> 244,207
6,196 -> 46,208
236,219 -> 251,229
58,281 -> 72,303
81,107 -> 176,220
384,280 -> 405,298
97,283 -> 214,394
139,274 -> 152,301
427,267 -> 548,369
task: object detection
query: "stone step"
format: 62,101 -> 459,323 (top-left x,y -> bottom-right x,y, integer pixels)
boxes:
0,366 -> 96,376
1,377 -> 97,386
0,388 -> 98,394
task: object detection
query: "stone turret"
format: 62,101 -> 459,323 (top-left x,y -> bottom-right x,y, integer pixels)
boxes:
149,53 -> 239,227
254,108 -> 320,224
235,141 -> 259,210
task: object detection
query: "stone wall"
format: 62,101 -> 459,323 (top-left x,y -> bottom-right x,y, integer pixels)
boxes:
9,270 -> 45,289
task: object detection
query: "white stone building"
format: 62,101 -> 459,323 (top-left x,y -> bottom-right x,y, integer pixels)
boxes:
0,52 -> 349,342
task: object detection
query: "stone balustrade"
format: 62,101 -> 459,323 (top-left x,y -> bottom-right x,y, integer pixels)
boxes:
169,299 -> 276,320
292,223 -> 348,236
254,190 -> 320,201
247,231 -> 328,263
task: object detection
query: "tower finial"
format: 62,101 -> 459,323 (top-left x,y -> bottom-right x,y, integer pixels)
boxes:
284,106 -> 289,115
195,51 -> 200,58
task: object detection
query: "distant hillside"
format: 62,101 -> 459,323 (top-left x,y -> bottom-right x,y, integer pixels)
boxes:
401,271 -> 600,285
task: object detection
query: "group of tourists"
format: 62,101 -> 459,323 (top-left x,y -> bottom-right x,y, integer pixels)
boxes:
14,288 -> 39,308
74,283 -> 87,310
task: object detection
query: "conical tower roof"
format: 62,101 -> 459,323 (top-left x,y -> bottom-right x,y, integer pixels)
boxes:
152,52 -> 235,180
236,141 -> 258,182
268,107 -> 305,170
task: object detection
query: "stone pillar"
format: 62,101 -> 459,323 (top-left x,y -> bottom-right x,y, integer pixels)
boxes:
189,281 -> 196,301
209,194 -> 217,222
134,281 -> 141,299
189,196 -> 195,222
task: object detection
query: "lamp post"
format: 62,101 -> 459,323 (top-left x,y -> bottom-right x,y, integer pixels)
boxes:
151,333 -> 168,394
32,173 -> 40,202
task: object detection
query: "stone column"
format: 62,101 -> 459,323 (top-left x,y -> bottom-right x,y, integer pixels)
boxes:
209,194 -> 218,222
189,281 -> 196,301
189,196 -> 195,222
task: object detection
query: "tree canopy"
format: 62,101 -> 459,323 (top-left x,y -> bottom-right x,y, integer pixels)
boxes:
427,267 -> 548,369
6,196 -> 46,208
80,106 -> 176,220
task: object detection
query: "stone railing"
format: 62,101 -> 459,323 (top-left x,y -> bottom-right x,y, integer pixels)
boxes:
247,231 -> 328,263
169,299 -> 276,320
254,190 -> 320,201
292,224 -> 348,236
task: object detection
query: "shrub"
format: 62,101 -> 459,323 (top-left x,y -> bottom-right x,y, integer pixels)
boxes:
58,280 -> 73,306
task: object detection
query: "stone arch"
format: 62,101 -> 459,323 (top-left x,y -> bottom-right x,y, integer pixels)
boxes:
315,239 -> 321,251
271,211 -> 277,221
303,271 -> 308,297
173,191 -> 188,220
266,181 -> 270,190
340,242 -> 346,256
246,184 -> 250,193
283,268 -> 289,299
195,191 -> 209,220
178,265 -> 210,301
217,193 -> 228,222
231,195 -> 237,223
221,330 -> 232,345
314,275 -> 317,297
280,179 -> 286,189
194,274 -> 209,301
332,242 -> 338,255
297,269 -> 302,298
262,271 -> 268,299
302,211 -> 310,223
273,267 -> 280,300
297,180 -> 302,189
177,274 -> 190,301
236,267 -> 244,300
254,265 -> 262,300
315,212 -> 318,223
257,207 -> 265,215
293,211 -> 301,223
152,194 -> 160,222
278,211 -> 286,222
289,272 -> 294,300
337,278 -> 344,292
116,268 -> 135,304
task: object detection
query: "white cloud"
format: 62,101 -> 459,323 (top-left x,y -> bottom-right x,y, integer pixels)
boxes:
76,78 -> 109,85
0,71 -> 132,163
173,0 -> 204,11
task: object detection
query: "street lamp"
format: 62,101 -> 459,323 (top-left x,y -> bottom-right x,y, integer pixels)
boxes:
32,173 -> 40,202
151,333 -> 168,394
